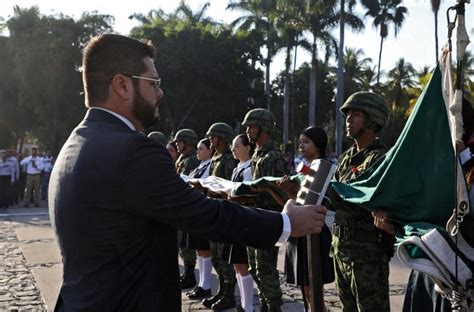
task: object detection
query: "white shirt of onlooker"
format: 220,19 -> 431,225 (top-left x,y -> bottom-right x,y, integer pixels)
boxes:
8,156 -> 20,181
0,158 -> 14,182
42,156 -> 54,173
20,155 -> 44,174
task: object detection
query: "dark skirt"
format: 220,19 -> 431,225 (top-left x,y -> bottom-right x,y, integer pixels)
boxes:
285,224 -> 334,286
221,243 -> 248,264
180,232 -> 210,250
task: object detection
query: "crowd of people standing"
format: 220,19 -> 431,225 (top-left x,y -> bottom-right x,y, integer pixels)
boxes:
0,147 -> 54,208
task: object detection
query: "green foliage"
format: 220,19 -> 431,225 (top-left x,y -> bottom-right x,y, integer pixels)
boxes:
1,7 -> 114,152
130,5 -> 263,138
271,61 -> 336,144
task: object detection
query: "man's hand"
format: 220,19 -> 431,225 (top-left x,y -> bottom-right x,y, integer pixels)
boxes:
372,211 -> 396,234
283,199 -> 327,237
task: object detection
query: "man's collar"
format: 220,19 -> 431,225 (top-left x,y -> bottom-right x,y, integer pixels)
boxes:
90,107 -> 136,131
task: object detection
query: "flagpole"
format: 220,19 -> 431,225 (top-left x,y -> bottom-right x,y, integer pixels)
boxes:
445,1 -> 471,310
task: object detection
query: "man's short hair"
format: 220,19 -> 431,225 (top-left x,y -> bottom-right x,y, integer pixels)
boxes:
82,34 -> 156,106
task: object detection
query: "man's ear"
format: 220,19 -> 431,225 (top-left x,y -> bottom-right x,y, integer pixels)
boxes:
110,74 -> 133,100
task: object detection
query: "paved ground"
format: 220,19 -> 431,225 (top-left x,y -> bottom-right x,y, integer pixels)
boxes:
0,203 -> 411,311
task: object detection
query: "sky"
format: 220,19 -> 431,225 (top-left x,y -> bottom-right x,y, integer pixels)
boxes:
1,0 -> 473,80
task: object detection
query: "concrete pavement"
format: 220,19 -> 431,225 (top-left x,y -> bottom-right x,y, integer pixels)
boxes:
0,204 -> 411,311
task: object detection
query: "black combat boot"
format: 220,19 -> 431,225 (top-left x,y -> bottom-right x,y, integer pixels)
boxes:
187,286 -> 211,299
211,282 -> 236,310
180,265 -> 196,289
202,278 -> 225,308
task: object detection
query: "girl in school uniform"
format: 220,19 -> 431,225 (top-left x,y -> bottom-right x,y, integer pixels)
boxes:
222,134 -> 255,312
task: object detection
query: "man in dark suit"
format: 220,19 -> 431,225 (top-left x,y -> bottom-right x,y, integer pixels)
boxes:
49,34 -> 327,311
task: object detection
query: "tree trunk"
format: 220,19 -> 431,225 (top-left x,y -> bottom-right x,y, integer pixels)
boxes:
434,10 -> 439,64
283,46 -> 291,145
309,40 -> 317,127
335,0 -> 345,155
377,34 -> 384,88
265,50 -> 272,111
291,37 -> 298,142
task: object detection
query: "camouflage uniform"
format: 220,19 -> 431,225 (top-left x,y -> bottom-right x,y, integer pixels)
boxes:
329,92 -> 395,312
175,149 -> 200,176
240,108 -> 287,311
209,146 -> 238,286
174,129 -> 200,286
248,140 -> 286,311
202,122 -> 239,310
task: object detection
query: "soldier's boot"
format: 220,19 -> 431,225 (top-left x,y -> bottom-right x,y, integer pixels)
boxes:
180,265 -> 196,289
211,282 -> 236,310
202,277 -> 225,308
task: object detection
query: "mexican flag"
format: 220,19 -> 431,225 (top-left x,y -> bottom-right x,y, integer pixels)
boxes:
331,66 -> 469,233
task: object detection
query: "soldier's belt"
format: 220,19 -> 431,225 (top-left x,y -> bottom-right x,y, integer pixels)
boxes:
332,223 -> 383,243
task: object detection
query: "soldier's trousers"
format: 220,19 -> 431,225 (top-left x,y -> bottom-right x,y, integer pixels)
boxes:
247,246 -> 282,310
334,255 -> 390,312
210,241 -> 236,284
178,230 -> 196,268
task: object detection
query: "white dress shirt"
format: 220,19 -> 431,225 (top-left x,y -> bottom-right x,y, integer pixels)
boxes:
20,156 -> 44,174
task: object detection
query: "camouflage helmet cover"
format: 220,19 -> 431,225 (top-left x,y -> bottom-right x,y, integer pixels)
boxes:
174,129 -> 198,146
340,91 -> 389,128
241,108 -> 275,132
147,131 -> 168,146
206,122 -> 235,143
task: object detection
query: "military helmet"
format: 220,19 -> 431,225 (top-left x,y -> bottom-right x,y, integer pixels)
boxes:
174,129 -> 198,146
242,108 -> 275,132
147,131 -> 168,146
206,122 -> 234,143
340,91 -> 389,128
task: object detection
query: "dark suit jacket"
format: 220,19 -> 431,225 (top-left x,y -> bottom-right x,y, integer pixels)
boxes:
49,108 -> 283,311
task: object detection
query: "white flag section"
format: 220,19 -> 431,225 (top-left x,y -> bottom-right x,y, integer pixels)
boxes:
440,44 -> 471,235
180,174 -> 237,196
397,228 -> 474,296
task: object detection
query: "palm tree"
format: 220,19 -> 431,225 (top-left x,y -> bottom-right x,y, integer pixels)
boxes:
335,0 -> 359,154
228,0 -> 279,110
357,64 -> 378,91
362,0 -> 408,87
175,1 -> 213,26
128,9 -> 169,26
386,57 -> 415,111
274,0 -> 306,143
302,0 -> 364,126
430,0 -> 441,64
303,0 -> 338,126
343,47 -> 373,98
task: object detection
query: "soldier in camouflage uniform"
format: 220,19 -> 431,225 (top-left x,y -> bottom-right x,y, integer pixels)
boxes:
243,108 -> 286,312
328,92 -> 395,311
201,122 -> 239,310
173,129 -> 201,289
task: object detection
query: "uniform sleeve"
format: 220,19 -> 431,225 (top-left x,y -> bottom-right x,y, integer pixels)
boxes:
224,155 -> 237,180
20,157 -> 29,166
262,151 -> 286,177
121,137 -> 283,250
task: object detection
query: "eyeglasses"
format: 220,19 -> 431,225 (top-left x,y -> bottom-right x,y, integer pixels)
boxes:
130,75 -> 161,89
